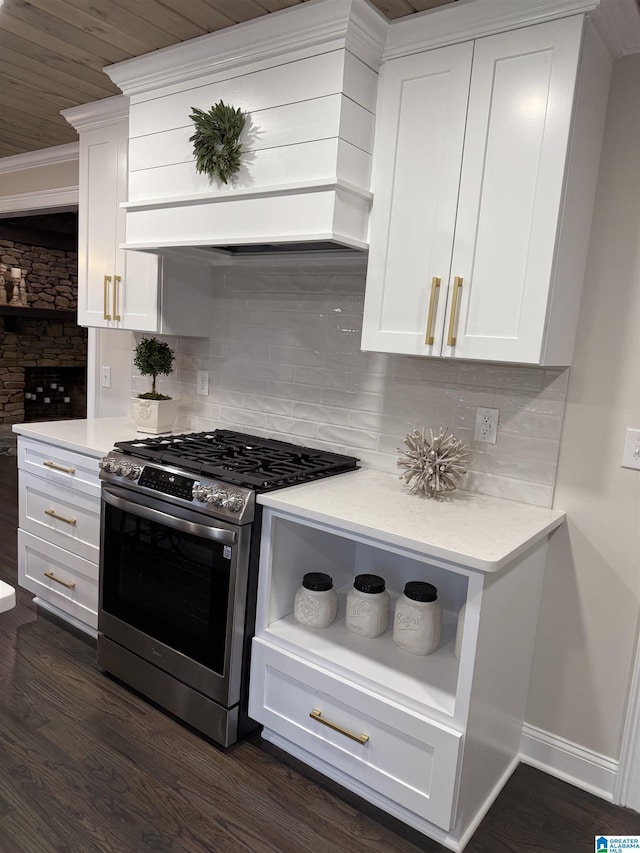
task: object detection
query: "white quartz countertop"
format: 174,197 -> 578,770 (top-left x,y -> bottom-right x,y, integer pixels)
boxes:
258,469 -> 565,573
12,416 -> 191,458
14,419 -> 565,572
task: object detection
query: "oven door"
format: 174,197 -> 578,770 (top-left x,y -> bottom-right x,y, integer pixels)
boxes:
99,483 -> 252,709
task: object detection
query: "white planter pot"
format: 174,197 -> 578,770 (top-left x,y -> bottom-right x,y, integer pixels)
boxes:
0,579 -> 16,613
131,397 -> 179,434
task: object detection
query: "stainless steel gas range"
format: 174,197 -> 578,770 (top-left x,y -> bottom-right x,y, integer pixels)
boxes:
97,430 -> 358,747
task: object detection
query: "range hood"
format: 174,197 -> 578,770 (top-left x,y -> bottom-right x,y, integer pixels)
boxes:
104,0 -> 388,256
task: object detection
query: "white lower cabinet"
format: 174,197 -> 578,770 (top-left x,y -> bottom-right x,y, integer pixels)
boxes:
19,530 -> 99,631
249,507 -> 552,851
17,437 -> 100,635
19,471 -> 100,564
251,639 -> 462,831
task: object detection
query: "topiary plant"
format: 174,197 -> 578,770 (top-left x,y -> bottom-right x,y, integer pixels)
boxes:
133,336 -> 176,401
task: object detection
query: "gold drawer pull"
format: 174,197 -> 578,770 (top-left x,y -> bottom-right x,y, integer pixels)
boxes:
43,460 -> 75,474
113,274 -> 121,321
309,709 -> 369,745
44,570 -> 76,590
45,508 -> 77,526
425,276 -> 441,345
104,275 -> 112,321
447,275 -> 463,347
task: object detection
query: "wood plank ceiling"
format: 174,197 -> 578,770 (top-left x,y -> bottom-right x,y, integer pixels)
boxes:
0,0 -> 456,159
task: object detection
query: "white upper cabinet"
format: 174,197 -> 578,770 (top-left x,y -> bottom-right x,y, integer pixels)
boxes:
362,15 -> 612,366
64,97 -> 213,335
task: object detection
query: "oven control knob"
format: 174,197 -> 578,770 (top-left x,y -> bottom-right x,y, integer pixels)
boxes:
98,456 -> 109,470
192,483 -> 210,502
223,492 -> 245,513
122,463 -> 142,480
210,488 -> 227,507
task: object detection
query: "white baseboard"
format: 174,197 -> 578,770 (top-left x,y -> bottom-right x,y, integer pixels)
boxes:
520,722 -> 618,802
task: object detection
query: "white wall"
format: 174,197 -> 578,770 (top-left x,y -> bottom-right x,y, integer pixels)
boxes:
88,327 -> 134,418
526,54 -> 640,761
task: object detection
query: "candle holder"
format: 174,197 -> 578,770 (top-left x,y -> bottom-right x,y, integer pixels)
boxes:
0,264 -> 7,305
9,268 -> 22,306
19,273 -> 29,307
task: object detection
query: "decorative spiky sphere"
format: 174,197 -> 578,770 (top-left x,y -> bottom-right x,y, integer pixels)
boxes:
398,428 -> 469,498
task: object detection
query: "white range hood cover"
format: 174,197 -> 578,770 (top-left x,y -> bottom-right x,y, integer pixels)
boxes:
104,0 -> 388,255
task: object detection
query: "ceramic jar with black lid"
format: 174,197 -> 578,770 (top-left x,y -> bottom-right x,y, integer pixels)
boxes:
294,572 -> 338,629
393,581 -> 442,656
345,574 -> 390,638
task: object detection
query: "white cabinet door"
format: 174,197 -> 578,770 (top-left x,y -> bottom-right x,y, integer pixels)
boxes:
77,118 -> 215,335
116,249 -> 161,332
445,16 -> 583,363
77,121 -> 124,327
363,15 -> 593,366
78,118 -> 161,331
362,42 -> 473,356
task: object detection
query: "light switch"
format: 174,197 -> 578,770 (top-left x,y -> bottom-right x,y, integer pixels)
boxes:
101,366 -> 111,389
196,370 -> 209,396
621,428 -> 640,471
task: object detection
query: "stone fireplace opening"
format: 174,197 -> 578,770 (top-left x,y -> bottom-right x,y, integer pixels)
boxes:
24,366 -> 87,422
0,211 -> 87,427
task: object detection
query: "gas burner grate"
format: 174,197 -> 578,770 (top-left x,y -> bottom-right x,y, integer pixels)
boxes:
113,430 -> 359,491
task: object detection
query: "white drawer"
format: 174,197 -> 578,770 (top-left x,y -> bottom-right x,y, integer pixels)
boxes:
19,470 -> 100,563
249,639 -> 461,831
18,529 -> 98,630
18,437 -> 100,498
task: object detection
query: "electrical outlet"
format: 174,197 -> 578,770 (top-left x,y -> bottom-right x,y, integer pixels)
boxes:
196,370 -> 209,396
101,366 -> 111,389
621,428 -> 640,470
474,407 -> 499,444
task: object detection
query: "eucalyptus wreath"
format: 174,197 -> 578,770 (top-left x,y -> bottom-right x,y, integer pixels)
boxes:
189,100 -> 246,184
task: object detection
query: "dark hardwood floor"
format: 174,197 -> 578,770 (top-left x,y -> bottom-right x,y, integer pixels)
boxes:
0,454 -> 638,852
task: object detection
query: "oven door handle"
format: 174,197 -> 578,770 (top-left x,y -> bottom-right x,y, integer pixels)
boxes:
101,487 -> 238,545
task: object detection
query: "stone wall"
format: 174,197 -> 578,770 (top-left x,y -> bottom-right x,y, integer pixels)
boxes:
0,318 -> 87,424
0,237 -> 86,425
0,238 -> 77,309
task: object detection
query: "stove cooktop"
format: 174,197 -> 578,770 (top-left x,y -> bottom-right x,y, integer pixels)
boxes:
113,430 -> 359,491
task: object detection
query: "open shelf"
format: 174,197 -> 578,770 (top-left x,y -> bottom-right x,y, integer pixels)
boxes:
266,585 -> 460,717
0,306 -> 76,320
0,305 -> 76,332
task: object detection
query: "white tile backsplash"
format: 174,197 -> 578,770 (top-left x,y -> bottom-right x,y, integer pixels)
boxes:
139,263 -> 569,508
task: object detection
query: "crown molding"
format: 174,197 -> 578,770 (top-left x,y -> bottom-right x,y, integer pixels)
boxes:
0,186 -> 79,214
384,0 -> 600,59
0,142 -> 79,175
62,94 -> 129,132
104,0 -> 387,97
591,0 -> 640,57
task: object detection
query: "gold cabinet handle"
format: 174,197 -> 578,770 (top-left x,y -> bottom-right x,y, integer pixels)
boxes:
43,460 -> 75,474
425,276 -> 441,345
45,508 -> 77,526
447,275 -> 463,347
44,570 -> 76,590
113,274 -> 121,321
309,709 -> 369,745
103,275 -> 112,320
